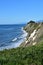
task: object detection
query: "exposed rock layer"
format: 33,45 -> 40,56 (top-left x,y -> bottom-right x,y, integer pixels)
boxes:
20,21 -> 43,47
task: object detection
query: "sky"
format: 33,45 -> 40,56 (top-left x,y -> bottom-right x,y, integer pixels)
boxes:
0,0 -> 43,24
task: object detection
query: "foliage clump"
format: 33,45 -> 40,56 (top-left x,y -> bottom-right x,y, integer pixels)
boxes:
0,42 -> 43,65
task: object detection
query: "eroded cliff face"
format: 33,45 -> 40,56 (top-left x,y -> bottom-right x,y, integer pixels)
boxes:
20,21 -> 43,47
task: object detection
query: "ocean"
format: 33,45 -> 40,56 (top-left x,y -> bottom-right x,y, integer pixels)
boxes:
0,24 -> 27,50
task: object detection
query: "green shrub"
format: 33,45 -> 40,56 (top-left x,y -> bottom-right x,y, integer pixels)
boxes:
0,42 -> 43,65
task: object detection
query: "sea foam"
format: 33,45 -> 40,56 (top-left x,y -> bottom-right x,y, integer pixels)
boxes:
0,27 -> 28,51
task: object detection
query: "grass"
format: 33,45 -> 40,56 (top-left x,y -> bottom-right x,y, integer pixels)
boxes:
0,42 -> 43,65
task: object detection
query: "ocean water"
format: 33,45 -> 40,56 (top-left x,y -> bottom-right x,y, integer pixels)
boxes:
0,24 -> 27,50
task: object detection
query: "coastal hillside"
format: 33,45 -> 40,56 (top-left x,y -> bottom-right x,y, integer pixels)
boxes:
0,40 -> 43,65
0,21 -> 43,65
21,20 -> 43,47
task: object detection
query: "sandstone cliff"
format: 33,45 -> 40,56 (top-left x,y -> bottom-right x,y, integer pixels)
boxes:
20,21 -> 43,47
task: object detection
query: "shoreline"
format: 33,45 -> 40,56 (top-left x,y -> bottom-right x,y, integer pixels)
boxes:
21,27 -> 28,39
0,27 -> 28,51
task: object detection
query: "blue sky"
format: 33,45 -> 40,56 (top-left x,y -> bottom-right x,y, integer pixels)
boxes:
0,0 -> 43,24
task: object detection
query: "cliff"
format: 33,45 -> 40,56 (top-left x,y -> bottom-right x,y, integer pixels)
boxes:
20,20 -> 43,47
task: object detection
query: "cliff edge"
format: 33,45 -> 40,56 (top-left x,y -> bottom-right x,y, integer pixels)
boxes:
20,20 -> 43,47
